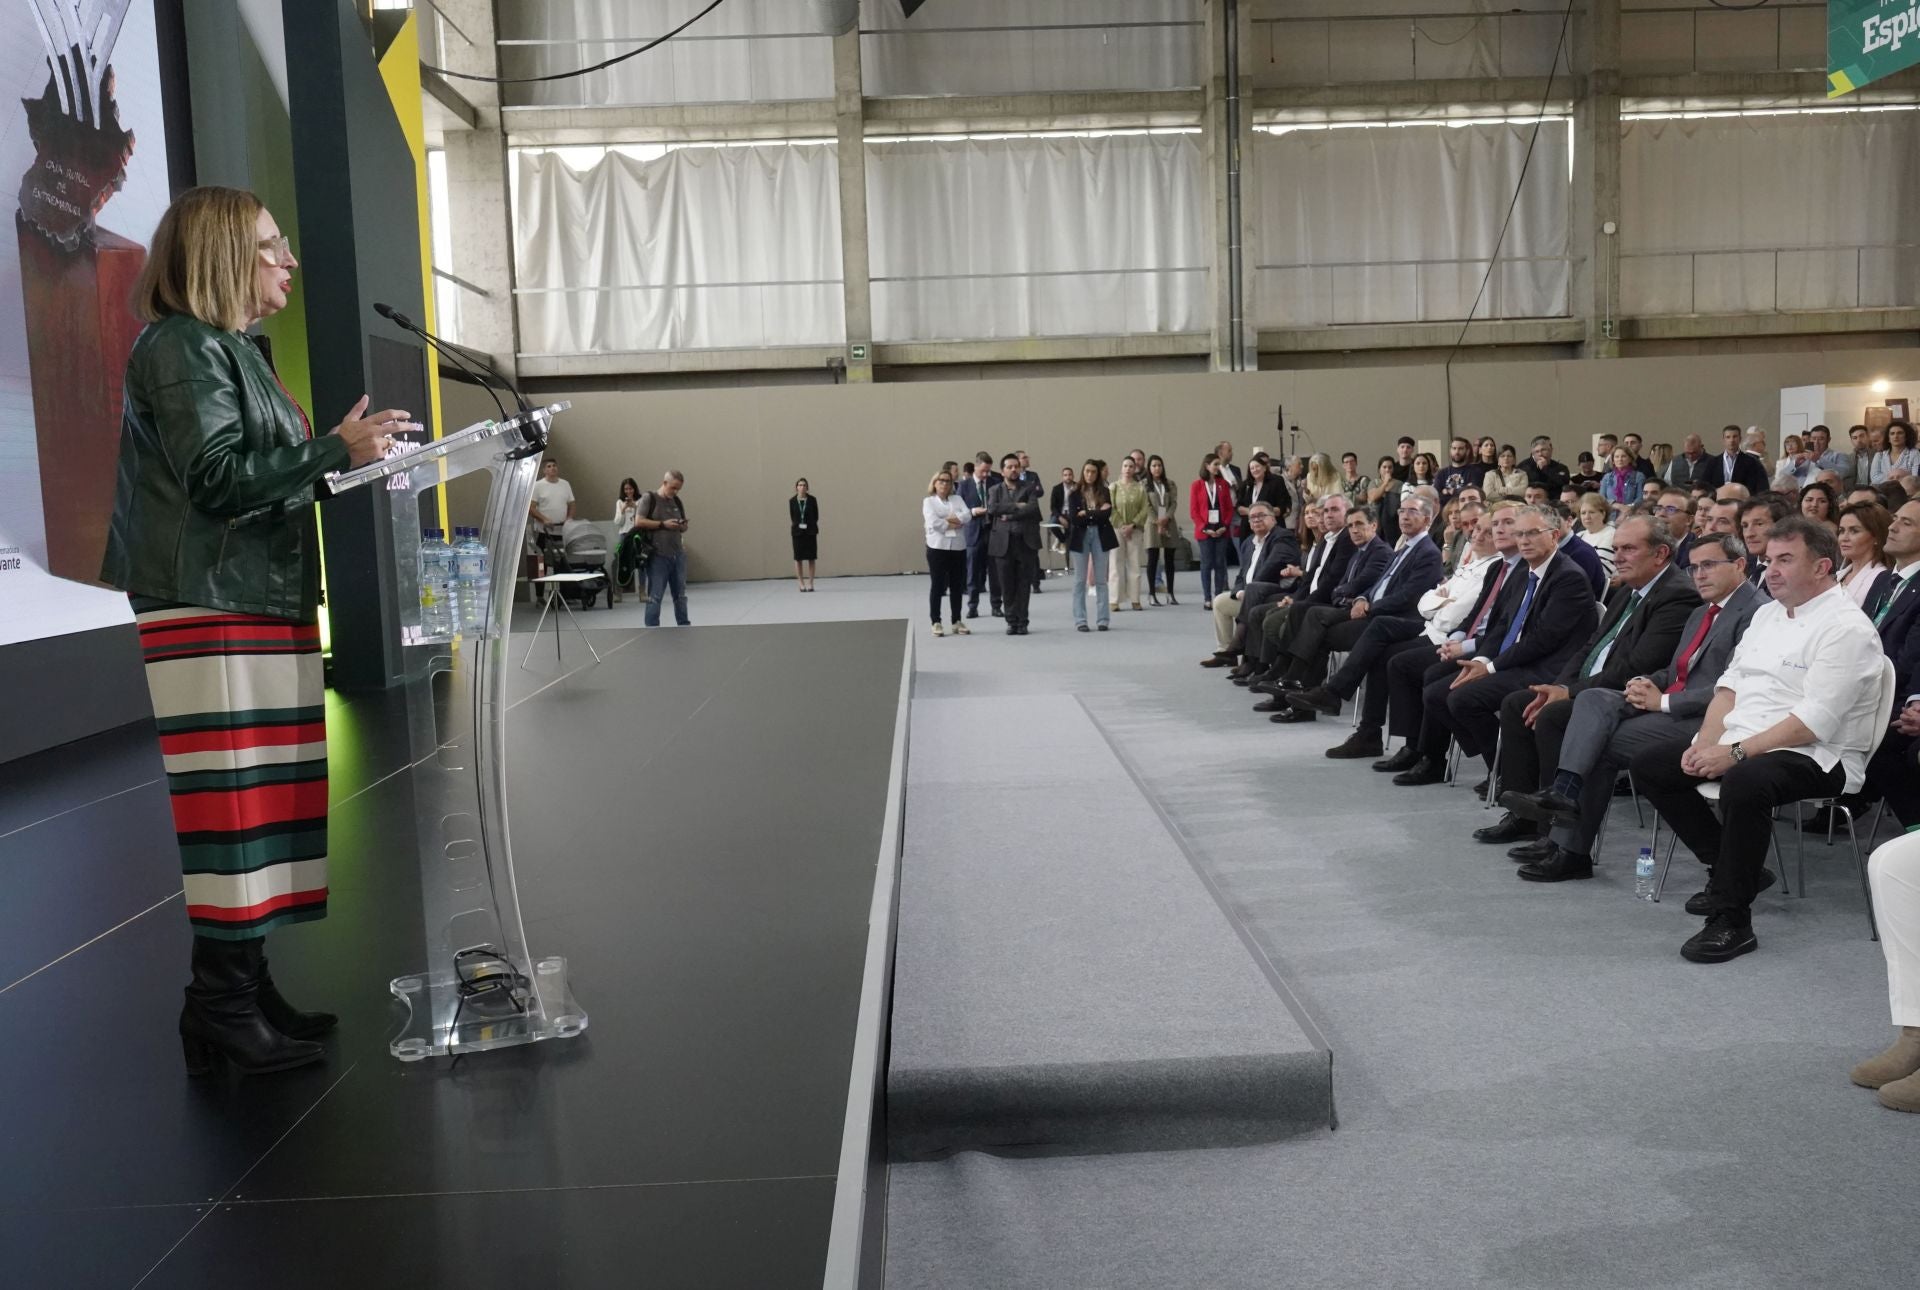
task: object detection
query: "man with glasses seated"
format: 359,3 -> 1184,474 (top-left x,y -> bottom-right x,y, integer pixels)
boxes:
1653,487 -> 1696,567
1474,516 -> 1700,848
1385,507 -> 1598,788
1630,518 -> 1887,962
1502,534 -> 1764,880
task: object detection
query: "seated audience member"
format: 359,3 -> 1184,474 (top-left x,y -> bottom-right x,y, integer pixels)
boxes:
1773,434 -> 1815,491
1631,518 -> 1887,963
1485,445 -> 1530,501
1837,500 -> 1920,835
1264,495 -> 1444,722
1553,502 -> 1611,598
1233,496 -> 1356,682
1652,487 -> 1697,565
1600,446 -> 1644,508
1859,830 -> 1920,1111
1202,502 -> 1300,667
1704,424 -> 1768,493
1739,495 -> 1791,593
1522,437 -> 1571,500
1475,517 -> 1701,846
1836,501 -> 1895,613
1568,452 -> 1603,495
1647,440 -> 1674,481
1383,505 -> 1599,787
1575,492 -> 1616,577
1714,483 -> 1751,505
1700,495 -> 1743,544
1524,484 -> 1550,509
1800,479 -> 1840,529
1505,534 -> 1765,879
1442,500 -> 1485,573
1308,512 -> 1504,758
1244,502 -> 1389,695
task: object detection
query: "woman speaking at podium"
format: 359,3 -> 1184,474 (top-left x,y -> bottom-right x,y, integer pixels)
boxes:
100,187 -> 408,1077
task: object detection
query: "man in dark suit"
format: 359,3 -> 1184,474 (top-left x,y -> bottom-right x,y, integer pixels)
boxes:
1855,500 -> 1920,827
1244,499 -> 1383,692
959,459 -> 1002,618
1503,537 -> 1765,880
1236,495 -> 1356,683
1248,505 -> 1392,712
1272,493 -> 1444,721
1475,516 -> 1702,844
988,453 -> 1044,634
1390,504 -> 1598,785
1202,502 -> 1300,666
1701,424 -> 1768,493
1521,436 -> 1571,500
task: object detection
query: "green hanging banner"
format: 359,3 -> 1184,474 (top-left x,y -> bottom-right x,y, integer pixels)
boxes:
1829,0 -> 1920,97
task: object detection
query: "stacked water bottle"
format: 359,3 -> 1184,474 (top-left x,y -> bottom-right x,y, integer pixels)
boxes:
419,528 -> 491,639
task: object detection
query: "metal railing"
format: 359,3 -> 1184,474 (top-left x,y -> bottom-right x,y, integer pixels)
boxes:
1252,255 -> 1573,326
1617,243 -> 1920,315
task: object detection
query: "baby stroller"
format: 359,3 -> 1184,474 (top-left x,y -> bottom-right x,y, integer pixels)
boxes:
554,518 -> 612,609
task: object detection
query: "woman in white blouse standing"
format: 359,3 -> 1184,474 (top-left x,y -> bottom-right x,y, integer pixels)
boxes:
922,468 -> 972,637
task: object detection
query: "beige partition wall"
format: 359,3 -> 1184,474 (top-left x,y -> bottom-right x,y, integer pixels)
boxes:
443,345 -> 1917,584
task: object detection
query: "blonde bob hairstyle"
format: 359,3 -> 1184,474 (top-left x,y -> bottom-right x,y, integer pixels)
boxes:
927,468 -> 957,496
131,186 -> 270,332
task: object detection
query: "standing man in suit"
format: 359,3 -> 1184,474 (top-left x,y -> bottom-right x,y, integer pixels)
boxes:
988,453 -> 1044,635
959,458 -> 1001,619
1274,494 -> 1444,718
1703,424 -> 1768,493
1477,516 -> 1701,845
1202,503 -> 1298,665
1504,535 -> 1765,880
1391,505 -> 1597,785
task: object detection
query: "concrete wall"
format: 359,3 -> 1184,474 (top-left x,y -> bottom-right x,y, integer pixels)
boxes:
442,345 -> 1920,583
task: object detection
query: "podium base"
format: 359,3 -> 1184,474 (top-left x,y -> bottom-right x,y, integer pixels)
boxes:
389,955 -> 588,1061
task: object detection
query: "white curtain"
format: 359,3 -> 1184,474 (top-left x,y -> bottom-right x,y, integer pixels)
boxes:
497,0 -> 832,108
860,0 -> 1202,97
1254,122 -> 1572,327
514,145 -> 845,354
868,134 -> 1209,343
1620,114 -> 1920,315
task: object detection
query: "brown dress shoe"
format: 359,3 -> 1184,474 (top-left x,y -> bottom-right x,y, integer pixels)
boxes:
1851,1027 -> 1920,1089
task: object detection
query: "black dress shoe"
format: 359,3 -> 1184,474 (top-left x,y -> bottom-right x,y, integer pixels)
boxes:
1392,756 -> 1447,786
1252,697 -> 1288,713
1236,674 -> 1264,689
1325,729 -> 1385,760
992,607 -> 1005,617
1517,849 -> 1594,882
1373,745 -> 1422,773
966,607 -> 980,619
1473,812 -> 1538,844
1681,914 -> 1757,964
1473,777 -> 1490,799
1508,837 -> 1557,862
1279,678 -> 1305,692
1270,707 -> 1317,724
1078,624 -> 1091,632
1500,788 -> 1579,827
1685,868 -> 1775,916
1006,624 -> 1019,635
1288,686 -> 1342,716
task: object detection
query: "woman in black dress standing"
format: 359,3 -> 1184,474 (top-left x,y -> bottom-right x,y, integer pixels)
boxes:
790,478 -> 819,591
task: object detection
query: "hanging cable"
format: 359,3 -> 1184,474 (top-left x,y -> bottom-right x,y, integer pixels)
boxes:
1442,0 -> 1576,434
423,0 -> 728,86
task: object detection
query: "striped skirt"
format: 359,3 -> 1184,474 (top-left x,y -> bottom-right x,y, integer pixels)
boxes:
133,599 -> 330,941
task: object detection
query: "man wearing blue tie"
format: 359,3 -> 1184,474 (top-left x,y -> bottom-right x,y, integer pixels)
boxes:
1391,505 -> 1599,786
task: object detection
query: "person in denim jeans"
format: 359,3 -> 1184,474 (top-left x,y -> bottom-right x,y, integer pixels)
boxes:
636,470 -> 690,626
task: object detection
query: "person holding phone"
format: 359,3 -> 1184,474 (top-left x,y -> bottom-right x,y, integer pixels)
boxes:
635,470 -> 691,627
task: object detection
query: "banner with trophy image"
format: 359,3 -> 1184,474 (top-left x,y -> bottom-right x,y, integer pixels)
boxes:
0,0 -> 171,647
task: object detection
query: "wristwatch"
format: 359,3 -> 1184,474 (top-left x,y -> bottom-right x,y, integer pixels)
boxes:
1729,741 -> 1747,763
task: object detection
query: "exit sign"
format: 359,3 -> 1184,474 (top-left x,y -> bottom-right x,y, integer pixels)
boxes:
849,343 -> 869,361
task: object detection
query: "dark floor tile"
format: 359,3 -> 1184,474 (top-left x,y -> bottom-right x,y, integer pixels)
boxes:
0,1201 -> 205,1290
140,1177 -> 835,1290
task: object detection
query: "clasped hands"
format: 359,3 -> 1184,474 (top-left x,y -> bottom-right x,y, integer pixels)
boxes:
1681,740 -> 1737,780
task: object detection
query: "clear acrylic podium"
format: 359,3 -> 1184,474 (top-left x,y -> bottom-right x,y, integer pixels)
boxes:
326,403 -> 588,1062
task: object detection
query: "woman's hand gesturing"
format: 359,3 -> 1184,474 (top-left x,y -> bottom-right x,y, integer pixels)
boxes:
331,395 -> 415,467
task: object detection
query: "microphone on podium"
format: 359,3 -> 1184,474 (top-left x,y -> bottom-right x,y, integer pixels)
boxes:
373,302 -> 528,429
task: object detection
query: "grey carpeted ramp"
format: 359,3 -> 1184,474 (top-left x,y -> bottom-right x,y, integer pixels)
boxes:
887,695 -> 1332,1159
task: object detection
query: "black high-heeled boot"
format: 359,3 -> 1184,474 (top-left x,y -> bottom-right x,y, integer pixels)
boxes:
180,936 -> 325,1077
254,940 -> 338,1040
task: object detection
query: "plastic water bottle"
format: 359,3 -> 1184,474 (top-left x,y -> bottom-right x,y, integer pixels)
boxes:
454,527 -> 490,634
419,529 -> 454,637
1635,846 -> 1657,901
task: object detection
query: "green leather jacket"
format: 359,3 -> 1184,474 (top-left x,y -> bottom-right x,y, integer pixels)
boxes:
101,315 -> 349,621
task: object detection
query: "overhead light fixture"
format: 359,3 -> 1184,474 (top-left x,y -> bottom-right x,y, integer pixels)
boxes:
1873,379 -> 1892,395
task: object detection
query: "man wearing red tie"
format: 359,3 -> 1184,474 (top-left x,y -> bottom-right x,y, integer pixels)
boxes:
1502,534 -> 1765,882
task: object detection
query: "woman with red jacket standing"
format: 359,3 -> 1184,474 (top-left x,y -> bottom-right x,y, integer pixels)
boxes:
1190,452 -> 1235,608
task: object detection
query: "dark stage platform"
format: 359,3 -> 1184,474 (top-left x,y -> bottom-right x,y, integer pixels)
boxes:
0,620 -> 910,1290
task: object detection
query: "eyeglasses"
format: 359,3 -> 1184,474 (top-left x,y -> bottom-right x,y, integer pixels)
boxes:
257,234 -> 293,264
1688,559 -> 1736,575
1512,527 -> 1549,539
1655,504 -> 1686,514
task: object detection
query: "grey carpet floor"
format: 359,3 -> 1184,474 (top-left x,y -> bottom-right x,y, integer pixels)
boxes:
597,578 -> 1917,1289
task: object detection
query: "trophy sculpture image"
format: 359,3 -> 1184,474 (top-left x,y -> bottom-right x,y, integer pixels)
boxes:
17,0 -> 144,585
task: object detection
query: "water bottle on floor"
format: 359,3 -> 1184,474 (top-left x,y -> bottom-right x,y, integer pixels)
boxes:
1635,846 -> 1656,901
